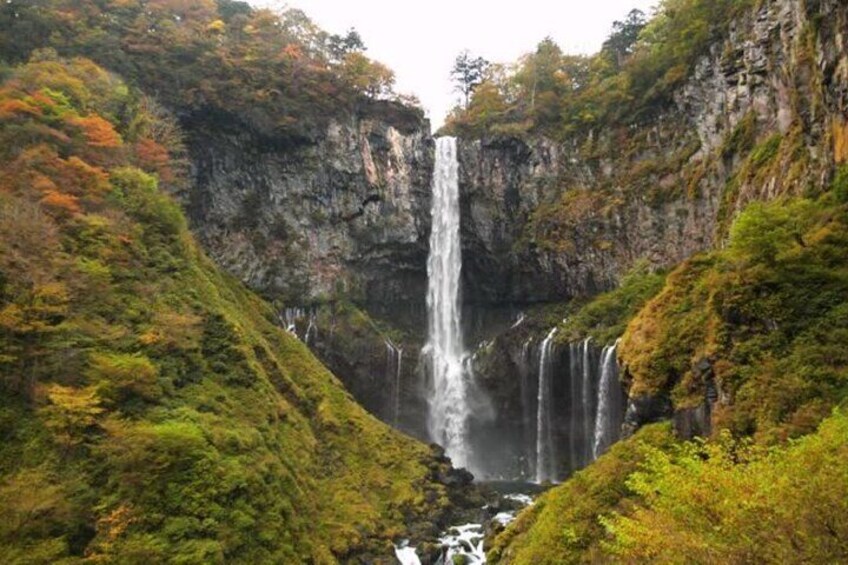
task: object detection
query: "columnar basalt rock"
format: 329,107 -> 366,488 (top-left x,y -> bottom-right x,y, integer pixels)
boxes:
455,0 -> 848,307
184,102 -> 434,321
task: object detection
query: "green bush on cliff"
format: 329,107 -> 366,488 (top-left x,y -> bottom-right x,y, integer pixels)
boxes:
0,57 -> 450,563
621,194 -> 848,440
487,424 -> 676,564
604,410 -> 848,563
558,261 -> 667,345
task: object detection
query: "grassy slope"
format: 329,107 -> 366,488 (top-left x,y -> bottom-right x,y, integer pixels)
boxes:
0,57 -> 449,563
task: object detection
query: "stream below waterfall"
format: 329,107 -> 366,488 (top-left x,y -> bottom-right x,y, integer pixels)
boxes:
394,483 -> 538,565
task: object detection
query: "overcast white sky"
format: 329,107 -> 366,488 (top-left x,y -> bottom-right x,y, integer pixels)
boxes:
252,1 -> 658,129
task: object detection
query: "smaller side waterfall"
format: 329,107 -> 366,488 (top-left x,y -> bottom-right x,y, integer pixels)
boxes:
593,339 -> 624,459
280,308 -> 317,345
535,328 -> 558,484
385,340 -> 403,426
517,332 -> 627,484
581,337 -> 595,463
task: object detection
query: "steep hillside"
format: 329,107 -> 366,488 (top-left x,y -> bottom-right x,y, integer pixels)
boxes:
0,1 -> 437,429
0,56 -> 471,564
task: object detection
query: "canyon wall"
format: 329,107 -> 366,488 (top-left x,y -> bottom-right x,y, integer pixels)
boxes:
182,0 -> 848,471
457,0 -> 848,306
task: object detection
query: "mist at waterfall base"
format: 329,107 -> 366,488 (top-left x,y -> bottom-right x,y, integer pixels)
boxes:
421,137 -> 627,483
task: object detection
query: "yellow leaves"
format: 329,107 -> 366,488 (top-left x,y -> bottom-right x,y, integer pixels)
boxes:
96,504 -> 137,544
282,43 -> 304,60
340,52 -> 395,98
206,19 -> 226,33
40,383 -> 105,449
139,309 -> 202,350
832,118 -> 848,164
0,282 -> 69,335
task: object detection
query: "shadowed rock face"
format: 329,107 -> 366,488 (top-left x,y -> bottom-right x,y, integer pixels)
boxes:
183,102 -> 434,321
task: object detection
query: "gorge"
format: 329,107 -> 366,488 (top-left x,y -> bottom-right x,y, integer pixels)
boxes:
1,0 -> 848,563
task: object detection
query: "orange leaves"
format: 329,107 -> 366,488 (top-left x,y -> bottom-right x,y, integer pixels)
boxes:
70,115 -> 122,148
134,138 -> 173,182
61,156 -> 111,197
283,43 -> 304,60
41,191 -> 82,217
0,98 -> 43,119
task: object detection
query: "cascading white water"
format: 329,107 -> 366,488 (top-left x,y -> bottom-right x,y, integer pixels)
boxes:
535,328 -> 558,483
593,339 -> 621,459
568,341 -> 581,469
425,137 -> 470,468
385,340 -> 403,426
581,337 -> 594,463
281,307 -> 317,345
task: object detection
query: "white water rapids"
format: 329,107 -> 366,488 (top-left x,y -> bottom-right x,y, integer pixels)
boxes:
424,136 -> 471,469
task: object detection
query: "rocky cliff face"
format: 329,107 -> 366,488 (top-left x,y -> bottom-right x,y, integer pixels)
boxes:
181,0 -> 848,463
179,102 -> 435,442
457,0 -> 848,307
456,0 -> 848,469
184,101 -> 434,321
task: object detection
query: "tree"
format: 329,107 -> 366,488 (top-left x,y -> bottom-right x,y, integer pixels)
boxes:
327,28 -> 366,62
40,383 -> 104,452
451,50 -> 489,108
340,52 -> 395,99
602,9 -> 647,68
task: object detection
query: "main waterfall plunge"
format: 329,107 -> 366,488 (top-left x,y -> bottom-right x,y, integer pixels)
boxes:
424,137 -> 471,469
422,137 -> 628,482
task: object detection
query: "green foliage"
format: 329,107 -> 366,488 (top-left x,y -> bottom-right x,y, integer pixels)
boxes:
558,261 -> 667,345
445,0 -> 756,138
832,164 -> 848,203
604,410 -> 848,563
727,198 -> 821,266
721,112 -> 758,159
87,351 -> 161,405
621,196 -> 848,438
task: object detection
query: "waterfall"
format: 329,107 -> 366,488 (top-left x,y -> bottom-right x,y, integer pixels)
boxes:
535,328 -> 558,484
568,341 -> 581,471
581,337 -> 595,464
281,307 -> 316,345
385,340 -> 403,426
518,337 -> 535,480
593,339 -> 623,459
424,137 -> 470,468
